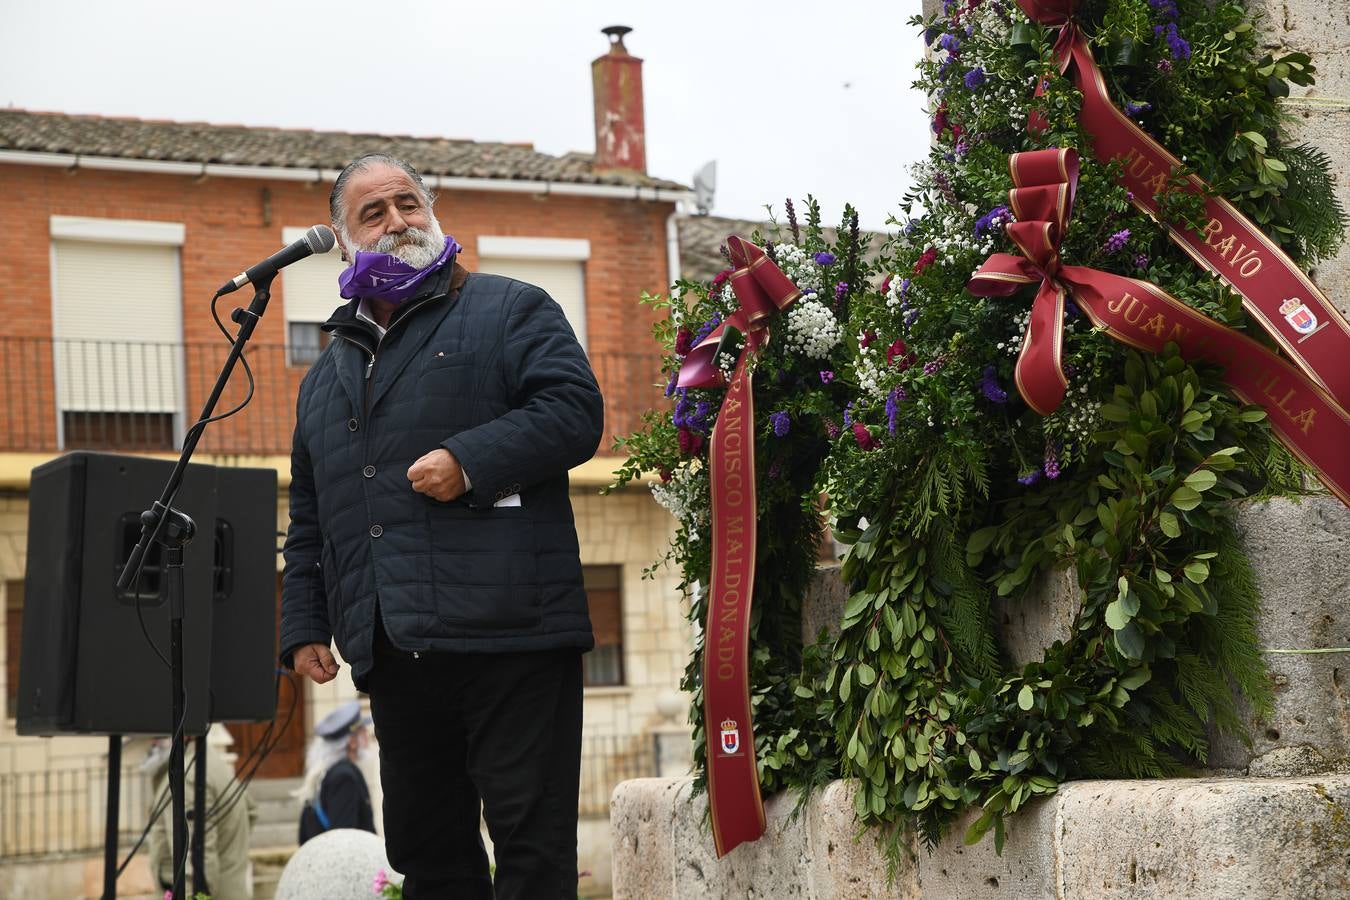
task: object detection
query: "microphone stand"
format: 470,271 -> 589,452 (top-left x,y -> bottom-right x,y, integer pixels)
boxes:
116,277 -> 275,900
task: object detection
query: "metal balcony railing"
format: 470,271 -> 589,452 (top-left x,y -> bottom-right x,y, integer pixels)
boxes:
0,338 -> 664,457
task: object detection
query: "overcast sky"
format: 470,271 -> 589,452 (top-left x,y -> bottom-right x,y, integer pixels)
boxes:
1,0 -> 930,232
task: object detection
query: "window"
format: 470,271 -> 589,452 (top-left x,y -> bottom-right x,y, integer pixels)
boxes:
583,565 -> 623,687
280,226 -> 347,366
6,580 -> 22,719
478,237 -> 589,349
287,322 -> 331,366
50,217 -> 185,451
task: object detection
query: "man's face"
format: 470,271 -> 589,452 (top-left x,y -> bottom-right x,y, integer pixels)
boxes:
339,163 -> 443,267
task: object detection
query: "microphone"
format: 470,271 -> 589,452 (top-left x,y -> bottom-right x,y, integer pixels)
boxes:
216,225 -> 337,296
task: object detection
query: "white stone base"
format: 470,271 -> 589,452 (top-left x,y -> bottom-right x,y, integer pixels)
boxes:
611,775 -> 1350,899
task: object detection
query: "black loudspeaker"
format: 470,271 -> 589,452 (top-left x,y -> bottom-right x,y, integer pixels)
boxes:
207,466 -> 278,722
16,453 -> 278,735
18,452 -> 216,736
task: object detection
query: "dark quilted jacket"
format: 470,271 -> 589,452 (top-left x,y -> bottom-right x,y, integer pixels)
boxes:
279,261 -> 603,690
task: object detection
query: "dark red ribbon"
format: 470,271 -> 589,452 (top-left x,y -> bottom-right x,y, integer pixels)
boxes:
677,236 -> 799,856
969,148 -> 1350,504
1015,0 -> 1350,412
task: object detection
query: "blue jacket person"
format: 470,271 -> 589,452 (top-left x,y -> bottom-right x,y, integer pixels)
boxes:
281,154 -> 603,900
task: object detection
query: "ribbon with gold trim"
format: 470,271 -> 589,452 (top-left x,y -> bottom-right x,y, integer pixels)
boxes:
1014,0 -> 1350,410
676,236 -> 800,856
968,148 -> 1350,505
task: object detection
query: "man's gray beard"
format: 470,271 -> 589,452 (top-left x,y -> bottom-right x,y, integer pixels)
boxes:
363,218 -> 446,269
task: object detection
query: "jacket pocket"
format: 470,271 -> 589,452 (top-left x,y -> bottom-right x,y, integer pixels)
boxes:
420,349 -> 475,373
426,505 -> 540,629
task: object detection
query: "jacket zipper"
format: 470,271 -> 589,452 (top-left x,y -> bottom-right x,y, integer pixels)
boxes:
334,293 -> 440,418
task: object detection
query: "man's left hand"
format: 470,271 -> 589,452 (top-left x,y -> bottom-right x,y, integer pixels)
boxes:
408,448 -> 467,502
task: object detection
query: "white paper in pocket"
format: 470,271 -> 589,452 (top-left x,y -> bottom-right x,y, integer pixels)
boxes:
493,493 -> 522,508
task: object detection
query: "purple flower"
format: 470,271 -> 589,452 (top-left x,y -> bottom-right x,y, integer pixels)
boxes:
664,370 -> 678,397
824,417 -> 841,439
1124,100 -> 1152,117
1154,23 -> 1190,60
1043,443 -> 1061,480
835,281 -> 849,302
885,387 -> 906,434
842,401 -> 854,429
938,33 -> 961,54
974,205 -> 1013,237
1018,468 -> 1042,486
767,461 -> 782,479
905,308 -> 920,328
900,277 -> 912,297
769,410 -> 791,437
980,365 -> 1008,404
922,357 -> 944,375
1104,229 -> 1131,254
1134,253 -> 1150,270
1157,58 -> 1174,73
964,67 -> 986,89
814,251 -> 836,266
692,313 -> 722,346
820,370 -> 836,384
1147,0 -> 1179,18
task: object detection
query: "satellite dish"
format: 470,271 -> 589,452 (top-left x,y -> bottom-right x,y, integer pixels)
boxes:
693,160 -> 717,215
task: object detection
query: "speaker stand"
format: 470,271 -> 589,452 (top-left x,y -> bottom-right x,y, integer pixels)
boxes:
158,506 -> 196,900
101,734 -> 121,900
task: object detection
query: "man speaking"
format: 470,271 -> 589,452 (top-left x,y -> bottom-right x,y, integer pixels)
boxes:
280,153 -> 603,899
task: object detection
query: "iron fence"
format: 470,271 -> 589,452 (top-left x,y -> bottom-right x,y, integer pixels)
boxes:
578,733 -> 659,818
0,764 -> 154,860
0,337 -> 666,456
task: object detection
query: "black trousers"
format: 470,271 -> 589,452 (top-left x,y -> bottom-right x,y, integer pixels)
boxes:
367,619 -> 583,900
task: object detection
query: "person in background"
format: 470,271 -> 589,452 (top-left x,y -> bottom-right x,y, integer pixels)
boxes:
145,737 -> 256,900
296,699 -> 377,844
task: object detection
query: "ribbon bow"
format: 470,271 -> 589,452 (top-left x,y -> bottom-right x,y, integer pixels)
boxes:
674,236 -> 800,857
968,148 -> 1082,415
966,148 -> 1350,503
677,236 -> 801,388
1008,0 -> 1350,410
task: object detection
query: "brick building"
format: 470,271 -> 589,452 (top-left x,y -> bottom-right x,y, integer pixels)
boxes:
0,28 -> 695,891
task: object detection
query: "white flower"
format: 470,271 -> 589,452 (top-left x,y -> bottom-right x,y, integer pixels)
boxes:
783,295 -> 843,359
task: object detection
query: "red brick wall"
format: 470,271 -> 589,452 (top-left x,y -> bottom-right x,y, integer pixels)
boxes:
0,163 -> 673,453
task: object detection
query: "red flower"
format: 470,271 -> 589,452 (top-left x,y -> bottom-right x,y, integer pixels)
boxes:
887,339 -> 914,370
711,268 -> 732,286
659,467 -> 673,483
674,327 -> 693,356
677,428 -> 705,456
951,123 -> 965,140
932,107 -> 949,137
860,330 -> 876,349
913,247 -> 937,274
880,275 -> 893,295
852,422 -> 879,451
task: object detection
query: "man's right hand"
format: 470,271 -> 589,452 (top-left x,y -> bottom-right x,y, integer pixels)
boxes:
292,642 -> 340,684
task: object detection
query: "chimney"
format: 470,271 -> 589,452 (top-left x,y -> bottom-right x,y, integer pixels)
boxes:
592,25 -> 647,174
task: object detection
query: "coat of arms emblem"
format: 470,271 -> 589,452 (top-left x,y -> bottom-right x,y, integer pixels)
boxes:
1280,297 -> 1319,335
719,718 -> 740,754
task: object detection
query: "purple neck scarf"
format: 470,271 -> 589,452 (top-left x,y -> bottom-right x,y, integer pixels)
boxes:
338,235 -> 460,305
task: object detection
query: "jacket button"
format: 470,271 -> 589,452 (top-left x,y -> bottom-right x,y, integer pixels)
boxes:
363,465 -> 376,478
369,524 -> 384,538
348,418 -> 359,432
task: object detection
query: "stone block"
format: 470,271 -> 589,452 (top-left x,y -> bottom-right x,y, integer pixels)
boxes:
611,777 -> 684,900
916,801 -> 1059,899
805,780 -> 918,899
1054,776 -> 1350,898
1208,497 -> 1350,772
275,828 -> 395,900
1251,0 -> 1350,98
802,564 -> 849,645
990,566 -> 1080,669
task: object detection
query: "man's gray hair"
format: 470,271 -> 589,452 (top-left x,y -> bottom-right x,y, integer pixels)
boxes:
329,154 -> 437,233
